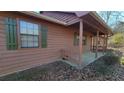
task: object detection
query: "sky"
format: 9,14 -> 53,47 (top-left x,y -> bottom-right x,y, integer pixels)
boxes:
97,11 -> 124,28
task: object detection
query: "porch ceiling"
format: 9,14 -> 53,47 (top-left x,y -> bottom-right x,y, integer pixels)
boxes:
82,14 -> 108,34
70,21 -> 105,35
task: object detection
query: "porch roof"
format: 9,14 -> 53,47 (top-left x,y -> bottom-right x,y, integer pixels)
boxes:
40,11 -> 112,35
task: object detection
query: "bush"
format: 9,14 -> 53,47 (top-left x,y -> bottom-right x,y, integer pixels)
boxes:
108,33 -> 124,48
95,62 -> 109,75
103,55 -> 119,65
120,57 -> 124,65
95,55 -> 119,75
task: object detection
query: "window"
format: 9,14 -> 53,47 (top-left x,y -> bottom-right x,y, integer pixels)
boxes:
74,32 -> 87,46
74,32 -> 79,46
20,21 -> 39,48
83,35 -> 87,45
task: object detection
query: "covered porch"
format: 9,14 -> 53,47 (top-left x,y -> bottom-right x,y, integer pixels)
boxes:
60,12 -> 112,67
61,49 -> 106,67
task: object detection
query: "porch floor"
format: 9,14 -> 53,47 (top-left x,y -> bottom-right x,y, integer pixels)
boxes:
62,51 -> 106,68
81,51 -> 105,67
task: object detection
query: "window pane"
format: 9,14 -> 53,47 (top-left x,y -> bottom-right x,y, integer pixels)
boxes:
34,29 -> 39,35
27,23 -> 34,34
20,21 -> 27,28
34,36 -> 38,41
27,35 -> 33,42
27,28 -> 34,35
20,28 -> 27,34
34,24 -> 39,35
21,41 -> 28,48
27,23 -> 33,29
21,35 -> 27,41
21,35 -> 27,47
34,41 -> 38,47
34,24 -> 38,30
28,41 -> 33,47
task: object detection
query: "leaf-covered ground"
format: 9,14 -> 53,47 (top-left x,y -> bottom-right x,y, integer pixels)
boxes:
0,55 -> 124,81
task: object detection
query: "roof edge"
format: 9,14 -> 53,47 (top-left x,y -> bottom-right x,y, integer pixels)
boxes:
18,11 -> 68,26
89,12 -> 113,34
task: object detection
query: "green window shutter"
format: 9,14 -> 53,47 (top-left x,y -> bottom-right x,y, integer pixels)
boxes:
5,17 -> 17,50
41,25 -> 48,48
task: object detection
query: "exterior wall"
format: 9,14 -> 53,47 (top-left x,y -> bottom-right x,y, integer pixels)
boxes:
0,12 -> 94,76
0,12 -> 80,76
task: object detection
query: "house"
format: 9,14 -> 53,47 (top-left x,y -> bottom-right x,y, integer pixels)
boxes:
0,11 -> 112,76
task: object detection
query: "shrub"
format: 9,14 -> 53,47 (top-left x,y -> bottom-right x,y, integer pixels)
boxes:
120,57 -> 124,65
109,33 -> 124,48
95,63 -> 109,75
95,55 -> 119,75
103,55 -> 119,65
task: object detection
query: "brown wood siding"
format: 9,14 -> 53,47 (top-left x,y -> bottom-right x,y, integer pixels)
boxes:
0,12 -> 80,76
0,12 -> 94,76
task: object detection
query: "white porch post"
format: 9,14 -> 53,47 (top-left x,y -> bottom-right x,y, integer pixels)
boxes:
79,19 -> 83,64
95,31 -> 99,58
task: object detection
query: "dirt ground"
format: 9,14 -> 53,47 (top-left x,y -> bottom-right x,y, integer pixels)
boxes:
0,55 -> 124,81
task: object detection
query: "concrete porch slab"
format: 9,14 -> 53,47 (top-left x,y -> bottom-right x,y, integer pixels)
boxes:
81,52 -> 105,67
61,51 -> 105,69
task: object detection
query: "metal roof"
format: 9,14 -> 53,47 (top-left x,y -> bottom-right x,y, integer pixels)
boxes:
40,11 -> 80,25
18,11 -> 67,25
